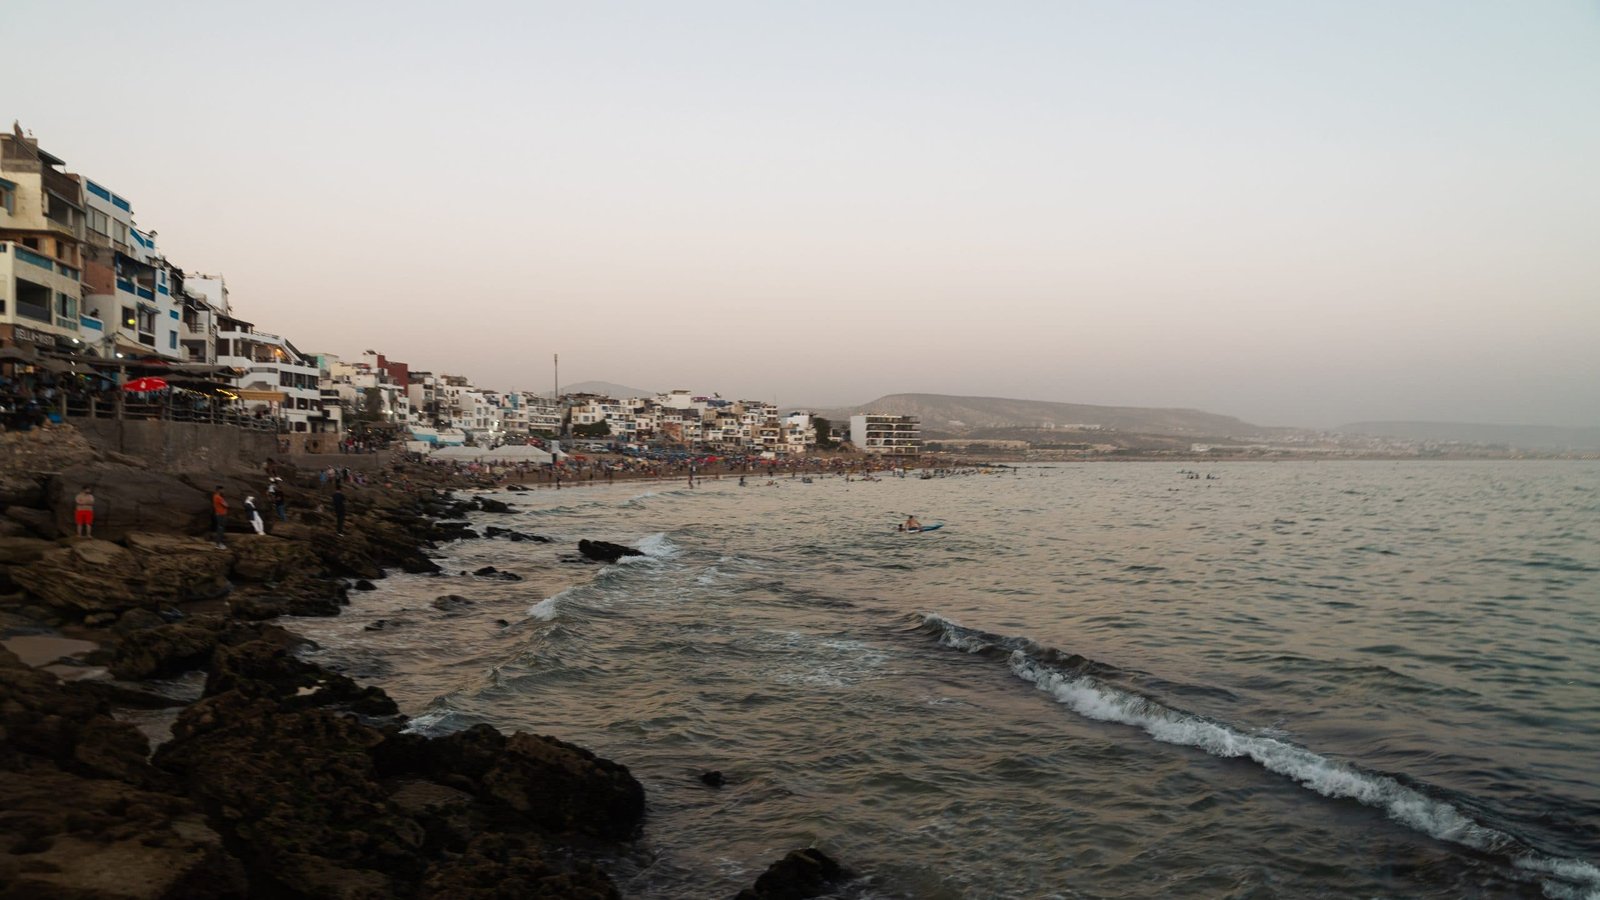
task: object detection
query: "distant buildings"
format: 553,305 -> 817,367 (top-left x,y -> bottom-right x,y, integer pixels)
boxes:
850,414 -> 922,457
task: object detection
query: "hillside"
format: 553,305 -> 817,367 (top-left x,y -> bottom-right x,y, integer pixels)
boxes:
812,394 -> 1264,439
543,380 -> 658,399
1336,421 -> 1600,451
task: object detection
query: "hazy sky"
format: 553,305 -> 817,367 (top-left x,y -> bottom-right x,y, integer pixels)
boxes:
7,1 -> 1598,427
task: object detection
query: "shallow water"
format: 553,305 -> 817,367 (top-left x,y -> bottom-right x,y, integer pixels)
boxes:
290,461 -> 1600,898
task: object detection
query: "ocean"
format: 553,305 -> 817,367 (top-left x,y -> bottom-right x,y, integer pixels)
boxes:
289,461 -> 1600,898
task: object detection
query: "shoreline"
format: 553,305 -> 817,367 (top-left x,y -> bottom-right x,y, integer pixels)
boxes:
0,424 -> 848,898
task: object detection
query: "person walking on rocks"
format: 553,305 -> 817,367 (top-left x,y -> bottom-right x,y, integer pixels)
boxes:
212,485 -> 229,548
245,495 -> 265,534
73,486 -> 95,538
267,477 -> 286,521
332,484 -> 347,535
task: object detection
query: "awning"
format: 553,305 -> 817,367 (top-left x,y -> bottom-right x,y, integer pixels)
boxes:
234,389 -> 288,402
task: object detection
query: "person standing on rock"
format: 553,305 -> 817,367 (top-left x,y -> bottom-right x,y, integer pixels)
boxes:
267,477 -> 286,521
245,495 -> 265,535
73,486 -> 95,538
212,485 -> 229,549
332,484 -> 347,535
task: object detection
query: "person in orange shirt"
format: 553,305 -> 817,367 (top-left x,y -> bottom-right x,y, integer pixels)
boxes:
212,485 -> 229,549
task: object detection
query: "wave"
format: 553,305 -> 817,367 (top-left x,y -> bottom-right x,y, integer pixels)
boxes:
917,613 -> 1600,899
633,532 -> 679,559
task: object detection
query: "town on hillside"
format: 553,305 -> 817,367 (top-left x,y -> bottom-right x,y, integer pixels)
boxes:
1,124 -> 928,462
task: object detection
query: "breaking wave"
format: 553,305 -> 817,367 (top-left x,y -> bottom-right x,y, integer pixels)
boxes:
917,613 -> 1600,899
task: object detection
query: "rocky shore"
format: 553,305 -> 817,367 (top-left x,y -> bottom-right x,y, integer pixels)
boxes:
0,426 -> 851,899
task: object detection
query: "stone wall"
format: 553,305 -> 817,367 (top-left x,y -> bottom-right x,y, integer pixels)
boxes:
69,417 -> 280,473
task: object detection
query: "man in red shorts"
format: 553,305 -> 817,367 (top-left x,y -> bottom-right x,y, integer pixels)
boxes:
73,486 -> 95,538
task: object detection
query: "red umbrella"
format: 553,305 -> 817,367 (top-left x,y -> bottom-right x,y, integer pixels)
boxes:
122,376 -> 169,392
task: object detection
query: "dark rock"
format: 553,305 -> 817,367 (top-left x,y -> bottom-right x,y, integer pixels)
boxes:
10,540 -> 144,614
503,483 -> 530,492
472,566 -> 523,581
417,832 -> 620,899
735,848 -> 854,900
402,555 -> 444,574
354,579 -> 378,591
0,536 -> 54,566
225,533 -> 323,583
204,638 -> 398,717
52,462 -> 214,541
494,619 -> 510,627
112,607 -> 167,635
373,725 -> 645,841
476,498 -> 514,514
700,770 -> 725,788
109,619 -> 227,681
4,505 -> 61,539
124,532 -> 235,603
577,540 -> 643,563
432,594 -> 474,612
228,574 -> 348,620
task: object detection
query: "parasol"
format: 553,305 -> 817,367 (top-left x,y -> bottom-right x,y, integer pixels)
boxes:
122,376 -> 169,392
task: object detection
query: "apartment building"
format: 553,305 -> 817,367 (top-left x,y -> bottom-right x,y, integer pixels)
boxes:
850,414 -> 922,457
0,131 -> 86,354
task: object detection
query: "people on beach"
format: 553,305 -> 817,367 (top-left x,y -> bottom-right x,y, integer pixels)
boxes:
73,486 -> 95,538
901,514 -> 921,532
212,485 -> 229,548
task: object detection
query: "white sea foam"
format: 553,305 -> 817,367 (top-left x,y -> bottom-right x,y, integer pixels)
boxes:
527,593 -> 563,620
924,613 -> 1600,897
633,532 -> 679,559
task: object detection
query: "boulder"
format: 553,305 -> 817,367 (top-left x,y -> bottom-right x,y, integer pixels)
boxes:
228,574 -> 348,619
735,849 -> 854,900
4,504 -> 60,538
353,579 -> 377,591
577,540 -> 643,563
203,638 -> 397,717
0,536 -> 55,566
50,462 -> 213,542
109,618 -> 229,680
10,540 -> 146,615
225,533 -> 324,583
124,532 -> 234,603
476,498 -> 514,514
432,595 -> 474,612
374,726 -> 645,841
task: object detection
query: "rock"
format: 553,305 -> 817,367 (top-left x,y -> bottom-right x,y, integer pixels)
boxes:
417,833 -> 620,899
373,725 -> 645,841
476,498 -> 514,514
50,462 -> 213,541
0,471 -> 49,508
577,540 -> 643,563
734,849 -> 854,900
432,595 -> 474,612
0,536 -> 55,566
354,579 -> 377,591
699,770 -> 725,788
228,574 -> 348,619
471,566 -> 523,581
503,484 -> 530,492
225,533 -> 323,583
125,532 -> 234,603
204,638 -> 398,717
401,555 -> 444,575
10,540 -> 146,615
109,618 -> 228,680
484,526 -> 551,543
112,607 -> 168,635
4,504 -> 60,538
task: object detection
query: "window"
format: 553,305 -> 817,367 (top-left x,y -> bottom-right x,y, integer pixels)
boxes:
87,208 -> 109,236
113,221 -> 128,245
169,333 -> 177,350
122,306 -> 136,331
0,180 -> 14,213
16,279 -> 51,322
55,292 -> 77,318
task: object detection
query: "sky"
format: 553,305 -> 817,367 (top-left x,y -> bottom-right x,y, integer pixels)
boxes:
6,0 -> 1598,428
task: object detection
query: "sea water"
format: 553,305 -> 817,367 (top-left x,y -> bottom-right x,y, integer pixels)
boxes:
289,461 -> 1600,898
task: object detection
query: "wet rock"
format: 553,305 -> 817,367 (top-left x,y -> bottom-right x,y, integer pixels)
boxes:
417,832 -> 620,899
373,725 -> 645,841
204,638 -> 398,717
228,573 -> 348,620
0,535 -> 55,566
472,566 -> 523,581
432,594 -> 475,612
735,848 -> 854,900
577,540 -> 643,563
484,526 -> 551,543
401,555 -> 444,574
112,607 -> 168,635
699,770 -> 725,788
503,483 -> 530,492
109,618 -> 228,681
354,579 -> 378,591
476,498 -> 514,514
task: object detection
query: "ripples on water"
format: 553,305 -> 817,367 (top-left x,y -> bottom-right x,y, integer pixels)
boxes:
289,462 -> 1600,898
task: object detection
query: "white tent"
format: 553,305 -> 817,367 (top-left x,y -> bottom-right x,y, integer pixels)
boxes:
428,445 -> 553,465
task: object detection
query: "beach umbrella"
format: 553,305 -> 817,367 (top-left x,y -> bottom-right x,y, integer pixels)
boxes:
122,376 -> 169,392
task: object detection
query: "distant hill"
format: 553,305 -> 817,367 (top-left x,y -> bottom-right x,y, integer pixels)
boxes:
1336,421 -> 1600,451
543,380 -> 657,399
811,393 -> 1264,439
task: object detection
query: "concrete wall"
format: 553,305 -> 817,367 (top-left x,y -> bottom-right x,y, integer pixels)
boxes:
69,417 -> 279,473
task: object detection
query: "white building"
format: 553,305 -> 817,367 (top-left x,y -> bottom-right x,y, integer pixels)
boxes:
216,313 -> 326,432
1,132 -> 86,354
850,414 -> 922,457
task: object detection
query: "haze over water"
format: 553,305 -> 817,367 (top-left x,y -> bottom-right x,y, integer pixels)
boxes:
292,461 -> 1600,898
